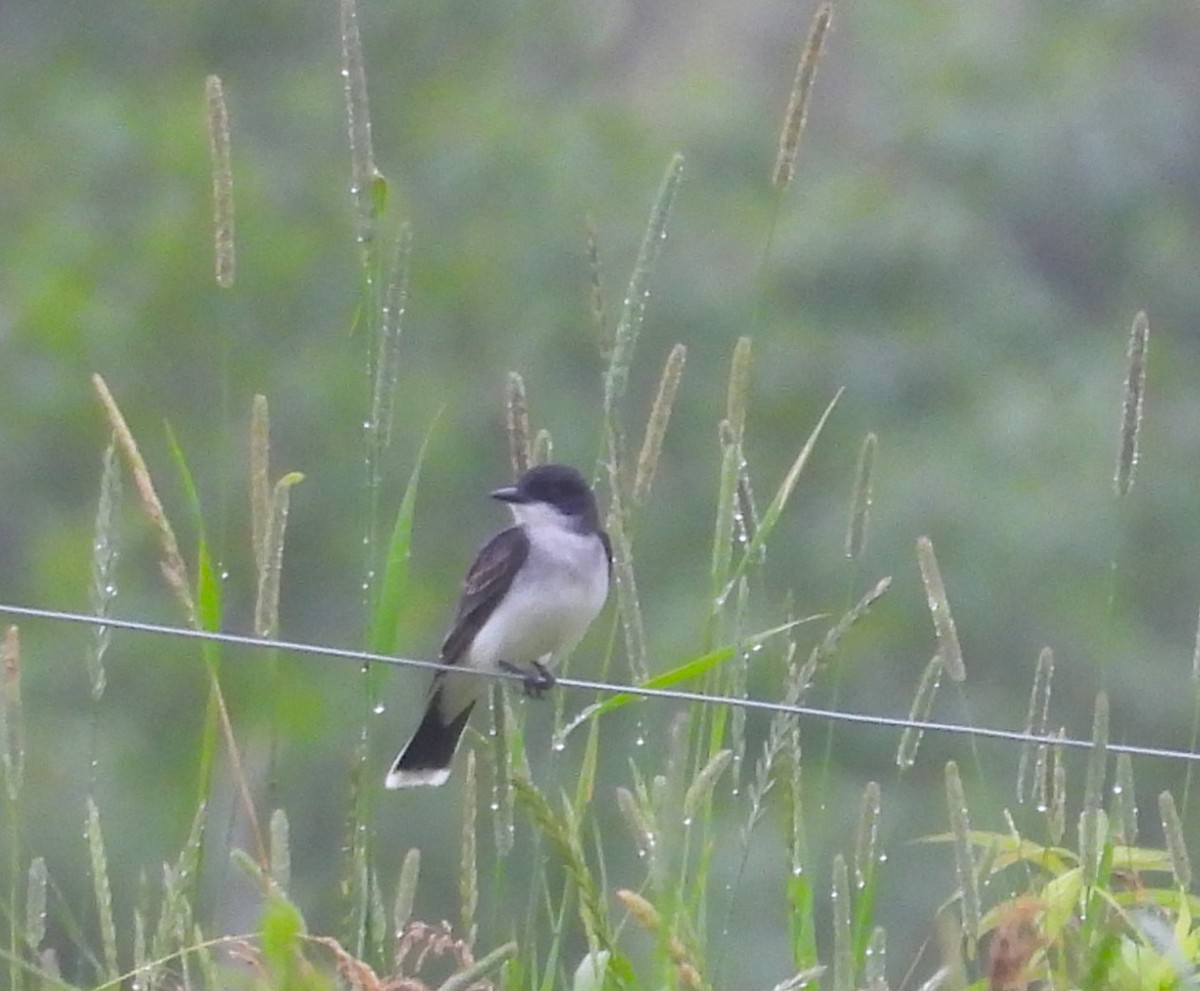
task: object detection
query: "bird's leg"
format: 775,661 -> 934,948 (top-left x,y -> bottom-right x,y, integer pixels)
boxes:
499,659 -> 556,698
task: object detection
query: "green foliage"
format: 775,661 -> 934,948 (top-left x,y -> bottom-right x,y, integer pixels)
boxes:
925,803 -> 1200,991
366,413 -> 439,657
2,1 -> 1200,990
257,895 -> 329,991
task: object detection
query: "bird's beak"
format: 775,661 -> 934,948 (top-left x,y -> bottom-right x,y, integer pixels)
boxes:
490,485 -> 524,503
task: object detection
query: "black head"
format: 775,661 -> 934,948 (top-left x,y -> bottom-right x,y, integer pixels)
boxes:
492,464 -> 600,530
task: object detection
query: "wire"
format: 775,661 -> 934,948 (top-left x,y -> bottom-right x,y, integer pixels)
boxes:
2,600 -> 1198,764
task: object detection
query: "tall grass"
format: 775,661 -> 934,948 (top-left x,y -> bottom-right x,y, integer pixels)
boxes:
3,8 -> 1200,991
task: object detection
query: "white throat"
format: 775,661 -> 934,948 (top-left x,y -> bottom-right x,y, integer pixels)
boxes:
508,500 -> 584,533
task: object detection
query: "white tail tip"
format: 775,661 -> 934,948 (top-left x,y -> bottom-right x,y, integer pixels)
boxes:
385,766 -> 452,789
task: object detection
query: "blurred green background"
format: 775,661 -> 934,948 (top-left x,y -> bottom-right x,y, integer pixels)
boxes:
3,0 -> 1200,985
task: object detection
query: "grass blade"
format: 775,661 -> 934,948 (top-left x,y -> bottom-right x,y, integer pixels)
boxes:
721,389 -> 843,600
853,781 -> 881,891
845,432 -> 877,561
1,626 -> 23,802
606,502 -> 648,684
162,422 -> 235,841
560,617 -> 805,732
367,413 -> 439,655
460,751 -> 478,948
1110,752 -> 1137,845
1158,791 -> 1192,890
864,927 -> 887,991
1048,729 -> 1067,845
86,798 -> 119,982
512,776 -> 611,953
1082,692 -> 1109,817
710,421 -> 741,621
616,786 -> 655,864
371,222 -> 411,457
944,761 -> 979,957
787,746 -> 817,969
1078,807 -> 1108,885
92,374 -> 195,623
684,750 -> 732,823
163,421 -> 222,633
601,153 -> 685,437
436,941 -> 519,991
89,439 -> 121,700
1016,647 -> 1054,804
25,857 -> 47,955
896,656 -> 943,770
250,396 -> 271,575
852,782 -> 883,968
725,336 -> 753,444
393,848 -> 421,937
585,217 -> 612,362
339,0 -> 379,248
831,854 -> 852,991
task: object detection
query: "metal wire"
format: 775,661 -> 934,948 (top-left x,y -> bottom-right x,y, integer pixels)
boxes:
2,600 -> 1198,764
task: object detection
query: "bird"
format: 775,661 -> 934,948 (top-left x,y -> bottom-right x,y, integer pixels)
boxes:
385,463 -> 612,788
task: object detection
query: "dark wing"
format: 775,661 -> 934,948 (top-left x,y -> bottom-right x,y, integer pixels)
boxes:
440,525 -> 530,664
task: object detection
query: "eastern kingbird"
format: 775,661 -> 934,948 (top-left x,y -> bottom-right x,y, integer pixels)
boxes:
385,463 -> 612,788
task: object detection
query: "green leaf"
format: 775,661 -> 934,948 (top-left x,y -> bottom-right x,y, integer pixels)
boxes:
787,872 -> 818,972
366,411 -> 440,655
564,617 -> 809,731
369,170 -> 390,222
163,421 -> 224,815
260,893 -> 313,989
163,421 -> 221,635
347,299 -> 364,338
719,389 -> 843,601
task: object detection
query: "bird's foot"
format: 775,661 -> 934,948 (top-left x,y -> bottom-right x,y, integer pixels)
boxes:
500,659 -> 556,698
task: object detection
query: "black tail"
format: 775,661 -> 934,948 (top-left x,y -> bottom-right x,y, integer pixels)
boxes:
385,690 -> 475,788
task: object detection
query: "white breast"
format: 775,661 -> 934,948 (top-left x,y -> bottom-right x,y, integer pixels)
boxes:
467,526 -> 609,672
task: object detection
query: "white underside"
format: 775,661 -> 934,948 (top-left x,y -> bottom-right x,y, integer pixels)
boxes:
433,521 -> 609,718
470,525 -> 609,671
